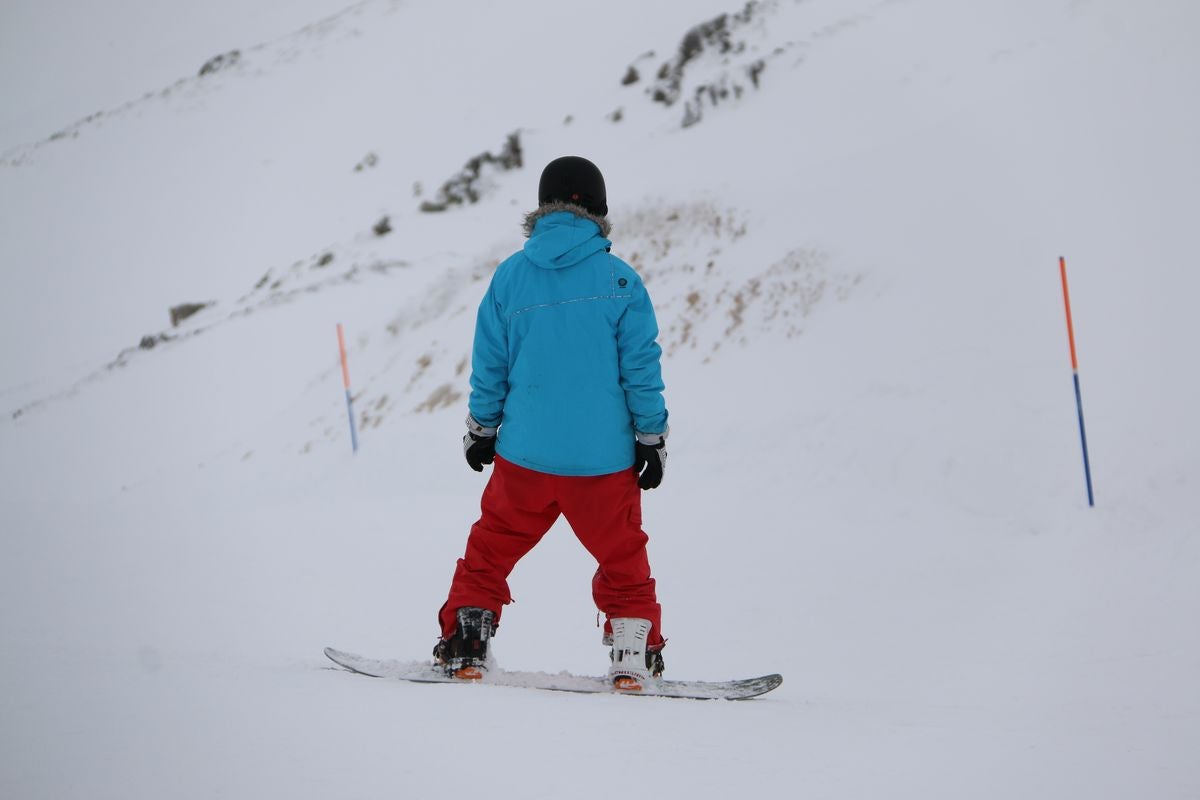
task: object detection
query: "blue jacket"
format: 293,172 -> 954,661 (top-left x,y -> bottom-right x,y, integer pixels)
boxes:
468,210 -> 668,476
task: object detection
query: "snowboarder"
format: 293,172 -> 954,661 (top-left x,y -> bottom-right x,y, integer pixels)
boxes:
435,155 -> 670,689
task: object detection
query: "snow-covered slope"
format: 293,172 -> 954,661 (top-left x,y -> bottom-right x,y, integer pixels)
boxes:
2,1 -> 1198,798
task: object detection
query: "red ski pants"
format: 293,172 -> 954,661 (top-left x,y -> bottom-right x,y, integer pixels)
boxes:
439,455 -> 664,647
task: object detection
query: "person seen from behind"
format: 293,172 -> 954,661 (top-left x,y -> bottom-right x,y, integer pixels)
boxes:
434,155 -> 671,690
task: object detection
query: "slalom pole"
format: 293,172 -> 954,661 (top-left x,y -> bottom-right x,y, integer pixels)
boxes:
1058,257 -> 1093,506
336,323 -> 359,454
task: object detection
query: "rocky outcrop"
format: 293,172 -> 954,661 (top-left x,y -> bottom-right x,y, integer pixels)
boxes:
418,132 -> 523,213
198,50 -> 241,77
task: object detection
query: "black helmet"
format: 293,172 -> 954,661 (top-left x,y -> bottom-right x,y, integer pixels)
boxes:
537,156 -> 607,217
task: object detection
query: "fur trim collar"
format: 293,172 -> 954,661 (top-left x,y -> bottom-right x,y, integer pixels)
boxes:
523,202 -> 612,238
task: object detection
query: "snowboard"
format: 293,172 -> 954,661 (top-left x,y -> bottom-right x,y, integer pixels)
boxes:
324,647 -> 782,701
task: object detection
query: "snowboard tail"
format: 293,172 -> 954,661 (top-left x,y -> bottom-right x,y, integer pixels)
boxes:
324,647 -> 781,701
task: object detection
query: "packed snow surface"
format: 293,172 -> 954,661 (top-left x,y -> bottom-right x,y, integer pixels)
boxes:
1,1 -> 1197,797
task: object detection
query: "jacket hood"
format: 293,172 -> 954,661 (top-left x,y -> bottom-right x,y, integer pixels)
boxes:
523,202 -> 611,238
522,206 -> 612,270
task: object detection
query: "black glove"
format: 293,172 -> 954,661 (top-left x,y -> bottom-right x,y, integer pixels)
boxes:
633,429 -> 668,490
463,415 -> 498,472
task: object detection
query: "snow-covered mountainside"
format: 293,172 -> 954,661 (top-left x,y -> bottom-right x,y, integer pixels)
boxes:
2,1 -> 1197,798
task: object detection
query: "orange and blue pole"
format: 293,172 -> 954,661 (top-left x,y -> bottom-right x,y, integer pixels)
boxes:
337,323 -> 359,454
1059,257 -> 1093,506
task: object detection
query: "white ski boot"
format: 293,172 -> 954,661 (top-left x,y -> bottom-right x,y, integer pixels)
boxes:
606,617 -> 663,691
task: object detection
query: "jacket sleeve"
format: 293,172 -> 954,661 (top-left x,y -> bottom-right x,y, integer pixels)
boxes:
616,279 -> 669,434
467,280 -> 508,427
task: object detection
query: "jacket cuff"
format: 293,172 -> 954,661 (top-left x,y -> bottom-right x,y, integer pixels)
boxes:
466,414 -> 498,438
635,426 -> 668,446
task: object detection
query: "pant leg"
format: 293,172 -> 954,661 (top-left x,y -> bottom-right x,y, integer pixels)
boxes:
439,456 -> 560,639
557,469 -> 665,648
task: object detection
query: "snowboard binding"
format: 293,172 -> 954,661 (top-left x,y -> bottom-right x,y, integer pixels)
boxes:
607,617 -> 664,692
433,606 -> 495,680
